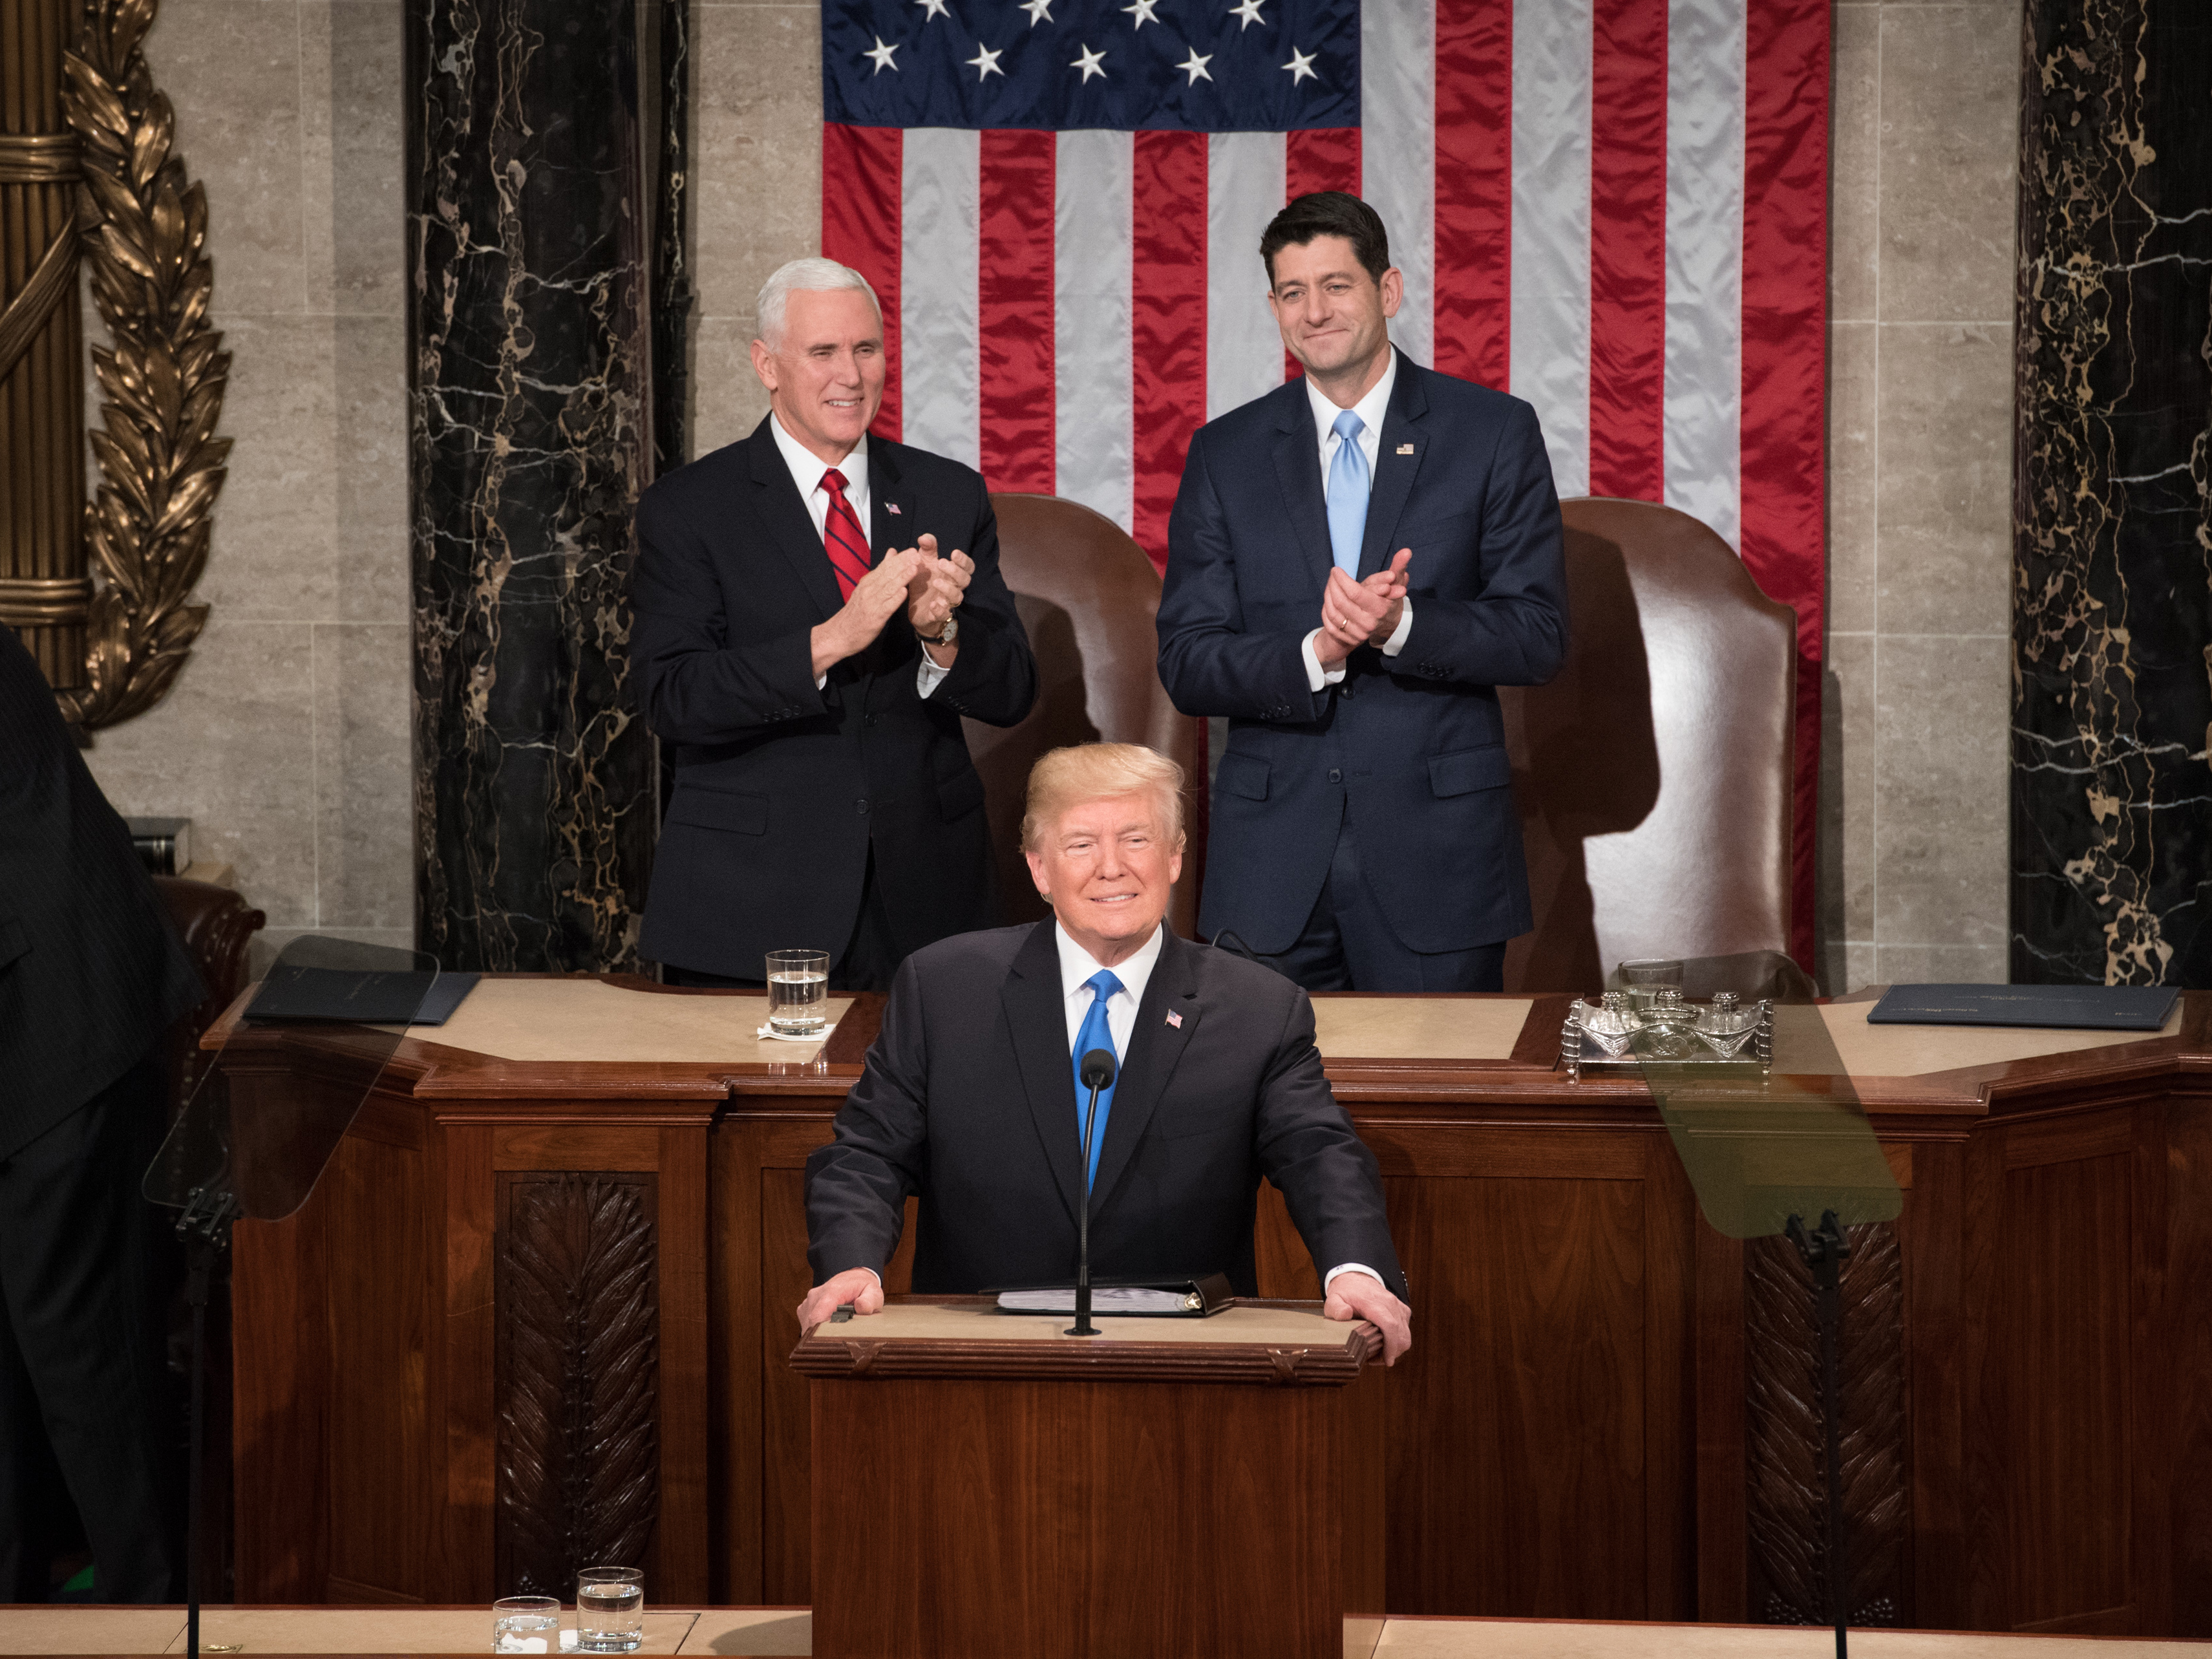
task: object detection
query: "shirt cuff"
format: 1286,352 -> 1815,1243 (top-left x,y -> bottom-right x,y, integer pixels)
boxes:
1379,597 -> 1414,657
1301,629 -> 1347,693
815,673 -> 827,690
915,650 -> 951,699
1324,1263 -> 1385,1296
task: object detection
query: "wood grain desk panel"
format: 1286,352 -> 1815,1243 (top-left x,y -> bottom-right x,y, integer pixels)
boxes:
215,983 -> 2212,1640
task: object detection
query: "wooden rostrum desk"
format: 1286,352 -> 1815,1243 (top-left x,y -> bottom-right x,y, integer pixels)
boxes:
211,978 -> 2212,1636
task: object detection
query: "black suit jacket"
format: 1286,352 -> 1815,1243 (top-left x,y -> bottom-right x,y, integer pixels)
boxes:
630,420 -> 1037,978
805,920 -> 1406,1300
0,625 -> 201,1159
1158,351 -> 1569,954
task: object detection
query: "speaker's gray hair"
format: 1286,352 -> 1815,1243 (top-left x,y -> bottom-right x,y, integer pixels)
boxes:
756,257 -> 882,349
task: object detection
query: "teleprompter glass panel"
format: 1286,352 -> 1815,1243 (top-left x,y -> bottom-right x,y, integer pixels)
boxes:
145,936 -> 438,1224
1637,1002 -> 1900,1242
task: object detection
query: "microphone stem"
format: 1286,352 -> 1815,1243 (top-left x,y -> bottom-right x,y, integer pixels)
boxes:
1071,1080 -> 1103,1337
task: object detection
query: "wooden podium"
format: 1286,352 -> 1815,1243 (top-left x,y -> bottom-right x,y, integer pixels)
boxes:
791,1297 -> 1386,1659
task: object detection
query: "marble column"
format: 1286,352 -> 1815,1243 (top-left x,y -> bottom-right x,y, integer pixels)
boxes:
2012,0 -> 2212,987
407,0 -> 686,971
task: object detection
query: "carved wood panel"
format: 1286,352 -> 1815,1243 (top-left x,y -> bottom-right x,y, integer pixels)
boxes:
495,1172 -> 661,1600
1745,1221 -> 1908,1627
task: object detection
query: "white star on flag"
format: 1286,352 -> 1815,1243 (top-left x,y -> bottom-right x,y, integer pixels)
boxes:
1229,0 -> 1266,30
966,41 -> 1004,78
862,34 -> 899,73
1019,0 -> 1053,25
1122,0 -> 1162,27
913,0 -> 950,19
1281,45 -> 1317,85
1175,48 -> 1213,85
1069,42 -> 1107,81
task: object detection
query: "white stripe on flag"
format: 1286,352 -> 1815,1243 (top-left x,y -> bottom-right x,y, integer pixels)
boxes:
900,127 -> 980,471
1511,0 -> 1593,497
1361,0 -> 1435,368
1055,129 -> 1134,531
1663,0 -> 1745,548
1207,132 -> 1286,422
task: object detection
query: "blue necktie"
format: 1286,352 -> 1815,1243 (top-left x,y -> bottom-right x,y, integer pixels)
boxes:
1071,969 -> 1123,1191
1325,409 -> 1370,579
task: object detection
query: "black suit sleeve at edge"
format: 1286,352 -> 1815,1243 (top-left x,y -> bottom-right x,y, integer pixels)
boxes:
919,484 -> 1039,728
803,954 -> 930,1284
1394,400 -> 1569,690
1156,427 -> 1328,723
630,486 -> 832,745
1252,987 -> 1409,1303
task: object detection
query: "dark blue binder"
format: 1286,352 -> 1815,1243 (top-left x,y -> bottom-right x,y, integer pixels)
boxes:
1867,983 -> 2179,1031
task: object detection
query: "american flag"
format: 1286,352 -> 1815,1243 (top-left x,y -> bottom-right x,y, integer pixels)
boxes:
820,0 -> 1829,963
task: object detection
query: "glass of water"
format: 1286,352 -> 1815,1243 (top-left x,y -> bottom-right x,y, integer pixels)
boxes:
765,949 -> 831,1036
493,1596 -> 561,1653
575,1567 -> 644,1654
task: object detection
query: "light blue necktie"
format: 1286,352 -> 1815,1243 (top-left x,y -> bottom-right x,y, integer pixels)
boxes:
1071,969 -> 1123,1190
1325,409 -> 1370,579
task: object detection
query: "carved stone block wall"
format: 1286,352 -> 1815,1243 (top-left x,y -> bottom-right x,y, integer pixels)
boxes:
495,1172 -> 661,1600
1745,1221 -> 1909,1627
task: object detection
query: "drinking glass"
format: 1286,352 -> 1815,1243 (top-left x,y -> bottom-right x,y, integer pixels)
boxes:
492,1596 -> 561,1654
1617,958 -> 1684,1012
575,1567 -> 644,1654
765,950 -> 831,1036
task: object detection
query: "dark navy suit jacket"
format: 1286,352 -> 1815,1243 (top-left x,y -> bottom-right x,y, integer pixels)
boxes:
630,418 -> 1036,978
1157,351 -> 1568,955
805,921 -> 1407,1300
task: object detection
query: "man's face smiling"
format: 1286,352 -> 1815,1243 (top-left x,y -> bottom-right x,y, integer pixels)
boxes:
1266,233 -> 1402,394
750,286 -> 887,463
1026,793 -> 1184,967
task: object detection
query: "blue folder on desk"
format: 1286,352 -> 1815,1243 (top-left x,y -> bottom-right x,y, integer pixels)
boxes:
1867,983 -> 2179,1031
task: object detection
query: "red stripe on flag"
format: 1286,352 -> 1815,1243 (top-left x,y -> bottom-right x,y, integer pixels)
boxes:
822,123 -> 903,443
1132,131 -> 1206,575
979,130 -> 1055,494
1286,127 -> 1360,198
1433,0 -> 1512,389
1285,129 -> 1361,381
1587,0 -> 1666,501
1742,0 -> 1830,972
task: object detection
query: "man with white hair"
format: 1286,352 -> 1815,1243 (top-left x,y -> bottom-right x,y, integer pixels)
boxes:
800,742 -> 1413,1364
631,258 -> 1037,990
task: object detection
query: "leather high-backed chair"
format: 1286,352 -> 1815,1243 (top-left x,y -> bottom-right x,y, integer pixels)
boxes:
968,495 -> 1206,937
1500,497 -> 1801,996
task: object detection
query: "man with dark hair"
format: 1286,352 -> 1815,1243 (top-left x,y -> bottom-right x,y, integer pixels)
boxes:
0,624 -> 201,1600
1157,191 -> 1568,992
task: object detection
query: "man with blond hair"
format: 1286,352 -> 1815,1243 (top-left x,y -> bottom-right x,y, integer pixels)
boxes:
800,742 -> 1412,1363
631,257 -> 1036,990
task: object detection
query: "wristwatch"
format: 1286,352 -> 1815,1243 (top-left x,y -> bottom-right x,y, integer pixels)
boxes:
918,614 -> 959,647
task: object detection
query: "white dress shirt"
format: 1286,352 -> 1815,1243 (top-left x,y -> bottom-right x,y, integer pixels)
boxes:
767,413 -> 948,699
1299,354 -> 1415,694
1052,920 -> 1381,1298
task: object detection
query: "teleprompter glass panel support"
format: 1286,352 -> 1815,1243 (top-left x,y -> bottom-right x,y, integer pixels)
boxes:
144,936 -> 437,1659
1635,1004 -> 1900,1659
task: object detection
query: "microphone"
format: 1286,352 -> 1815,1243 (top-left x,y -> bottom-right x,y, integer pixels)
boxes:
1069,1047 -> 1118,1337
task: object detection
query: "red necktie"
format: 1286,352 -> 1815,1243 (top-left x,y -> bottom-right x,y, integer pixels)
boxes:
820,469 -> 873,600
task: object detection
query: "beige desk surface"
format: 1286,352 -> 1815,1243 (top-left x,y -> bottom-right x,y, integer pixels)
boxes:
410,979 -> 851,1065
819,1300 -> 1352,1347
1314,996 -> 1533,1061
3,1607 -> 2202,1658
1817,998 -> 2184,1079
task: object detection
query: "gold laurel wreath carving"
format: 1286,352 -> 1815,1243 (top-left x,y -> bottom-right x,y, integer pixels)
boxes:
55,0 -> 228,729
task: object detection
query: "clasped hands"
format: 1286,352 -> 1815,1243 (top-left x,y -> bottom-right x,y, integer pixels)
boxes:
810,533 -> 972,678
1313,548 -> 1412,670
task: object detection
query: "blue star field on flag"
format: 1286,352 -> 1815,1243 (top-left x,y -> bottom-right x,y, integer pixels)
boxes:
822,0 -> 1359,131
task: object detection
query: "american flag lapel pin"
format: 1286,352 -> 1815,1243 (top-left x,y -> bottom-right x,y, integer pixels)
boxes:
1397,443 -> 1415,455
885,500 -> 902,515
1165,1009 -> 1182,1029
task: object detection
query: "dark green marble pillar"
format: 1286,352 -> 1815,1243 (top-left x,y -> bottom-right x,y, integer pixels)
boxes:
407,0 -> 690,971
2012,0 -> 2212,987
